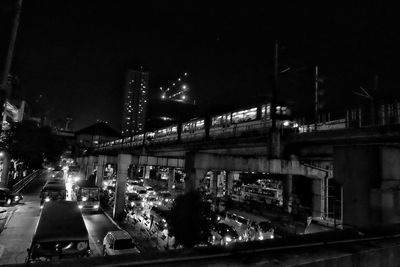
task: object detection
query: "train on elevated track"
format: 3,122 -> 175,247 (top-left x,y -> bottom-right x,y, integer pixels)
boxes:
99,103 -> 308,149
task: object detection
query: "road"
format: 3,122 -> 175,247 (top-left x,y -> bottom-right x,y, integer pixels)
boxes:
0,170 -> 118,265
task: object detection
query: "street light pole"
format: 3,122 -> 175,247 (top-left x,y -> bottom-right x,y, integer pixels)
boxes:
314,65 -> 319,131
271,40 -> 278,132
0,0 -> 23,133
0,0 -> 23,188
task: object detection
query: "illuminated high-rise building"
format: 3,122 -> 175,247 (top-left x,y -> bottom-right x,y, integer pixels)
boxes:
121,70 -> 149,136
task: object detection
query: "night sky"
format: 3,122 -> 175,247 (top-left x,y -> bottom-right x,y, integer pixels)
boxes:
1,2 -> 399,131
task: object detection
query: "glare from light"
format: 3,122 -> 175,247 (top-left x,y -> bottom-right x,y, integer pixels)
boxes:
181,95 -> 186,100
82,197 -> 88,202
78,205 -> 83,209
283,121 -> 290,127
225,236 -> 232,242
182,85 -> 187,90
45,197 -> 50,202
94,205 -> 99,209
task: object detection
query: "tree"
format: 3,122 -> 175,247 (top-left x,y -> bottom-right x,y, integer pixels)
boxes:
8,121 -> 66,169
168,191 -> 213,248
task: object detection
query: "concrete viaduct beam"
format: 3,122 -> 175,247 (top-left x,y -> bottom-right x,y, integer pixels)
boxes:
188,152 -> 331,179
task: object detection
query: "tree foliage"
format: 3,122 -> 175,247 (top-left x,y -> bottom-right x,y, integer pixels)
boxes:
6,121 -> 66,168
168,191 -> 213,248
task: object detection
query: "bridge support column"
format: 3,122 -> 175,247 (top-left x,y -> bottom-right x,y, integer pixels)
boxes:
113,154 -> 132,220
210,171 -> 218,197
312,178 -> 325,218
226,171 -> 235,196
168,168 -> 175,192
144,166 -> 151,179
86,156 -> 96,178
283,175 -> 293,213
95,155 -> 107,188
184,152 -> 207,193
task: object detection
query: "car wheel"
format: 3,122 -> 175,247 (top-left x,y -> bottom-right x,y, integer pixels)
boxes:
5,198 -> 12,206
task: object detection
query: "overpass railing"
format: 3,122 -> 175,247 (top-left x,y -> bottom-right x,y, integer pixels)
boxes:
11,169 -> 42,193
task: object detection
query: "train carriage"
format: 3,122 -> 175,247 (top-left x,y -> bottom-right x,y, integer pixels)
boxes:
180,118 -> 206,142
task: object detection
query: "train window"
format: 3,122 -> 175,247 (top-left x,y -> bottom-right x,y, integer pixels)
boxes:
171,126 -> 177,133
232,108 -> 257,123
261,104 -> 271,120
183,123 -> 191,132
212,116 -> 222,127
196,120 -> 204,130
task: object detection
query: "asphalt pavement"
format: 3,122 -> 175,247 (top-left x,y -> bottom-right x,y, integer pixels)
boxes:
0,170 -> 119,264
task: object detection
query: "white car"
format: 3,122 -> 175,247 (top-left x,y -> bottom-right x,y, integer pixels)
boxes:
103,230 -> 140,256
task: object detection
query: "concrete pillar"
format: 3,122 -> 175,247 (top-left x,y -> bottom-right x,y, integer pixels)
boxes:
210,171 -> 218,197
95,155 -> 107,188
312,178 -> 324,218
113,154 -> 132,220
226,171 -> 235,196
167,168 -> 175,192
144,166 -> 151,179
268,131 -> 281,159
86,156 -> 96,178
185,168 -> 206,193
283,175 -> 293,213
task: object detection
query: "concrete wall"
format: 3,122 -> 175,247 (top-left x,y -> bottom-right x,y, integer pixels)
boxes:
335,145 -> 400,228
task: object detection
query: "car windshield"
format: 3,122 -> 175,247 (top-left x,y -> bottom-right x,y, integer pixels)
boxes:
217,224 -> 237,237
138,190 -> 147,194
258,221 -> 272,232
80,188 -> 99,201
114,239 -> 136,250
128,194 -> 141,201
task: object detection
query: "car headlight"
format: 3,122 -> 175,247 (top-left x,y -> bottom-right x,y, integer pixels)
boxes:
94,205 -> 99,209
270,235 -> 274,239
74,177 -> 80,182
45,197 -> 50,202
131,202 -> 135,207
165,199 -> 169,202
82,197 -> 88,202
239,236 -> 242,241
14,196 -> 20,201
225,236 -> 232,242
258,235 -> 264,240
78,205 -> 83,209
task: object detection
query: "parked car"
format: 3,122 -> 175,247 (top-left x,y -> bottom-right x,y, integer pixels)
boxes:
0,188 -> 23,206
211,222 -> 239,246
126,192 -> 144,209
103,230 -> 140,256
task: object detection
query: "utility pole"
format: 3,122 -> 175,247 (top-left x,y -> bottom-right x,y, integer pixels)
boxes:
0,0 -> 23,188
0,0 -> 23,134
314,65 -> 319,131
271,40 -> 278,132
